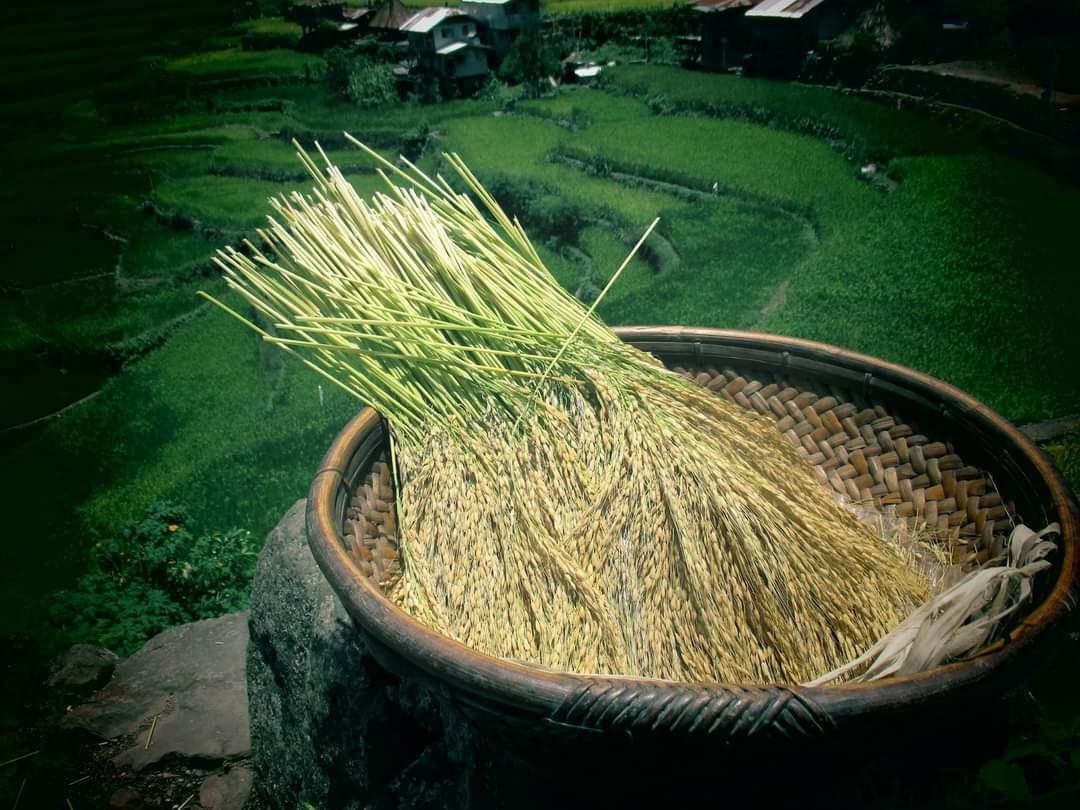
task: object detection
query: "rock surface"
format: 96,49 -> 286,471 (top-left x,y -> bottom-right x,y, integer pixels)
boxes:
200,765 -> 253,810
62,612 -> 251,772
47,643 -> 119,699
247,499 -> 480,809
107,787 -> 145,809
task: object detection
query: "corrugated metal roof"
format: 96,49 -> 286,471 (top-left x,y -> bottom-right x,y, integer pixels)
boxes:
692,0 -> 760,12
402,7 -> 466,33
436,41 -> 487,56
746,0 -> 827,19
369,0 -> 412,30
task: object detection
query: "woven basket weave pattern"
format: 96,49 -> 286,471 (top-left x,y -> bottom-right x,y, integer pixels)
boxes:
339,363 -> 1014,587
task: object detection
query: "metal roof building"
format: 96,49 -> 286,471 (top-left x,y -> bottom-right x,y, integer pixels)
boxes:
691,0 -> 760,12
368,0 -> 413,31
401,7 -> 466,34
745,0 -> 828,20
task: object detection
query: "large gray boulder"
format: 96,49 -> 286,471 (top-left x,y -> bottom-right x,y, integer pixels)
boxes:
62,612 -> 251,771
246,499 -> 479,809
47,643 -> 119,700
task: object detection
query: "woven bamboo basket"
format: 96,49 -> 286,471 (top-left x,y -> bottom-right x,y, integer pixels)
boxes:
306,327 -> 1079,749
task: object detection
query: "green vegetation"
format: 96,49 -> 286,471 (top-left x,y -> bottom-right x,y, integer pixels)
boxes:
150,175 -> 281,232
1046,427 -> 1080,494
763,151 -> 1080,423
164,48 -> 325,83
604,64 -> 964,161
1,1 -> 1078,803
541,0 -> 672,12
51,502 -> 259,655
3,8 -> 1077,668
239,17 -> 303,36
499,25 -> 563,96
211,139 -> 378,179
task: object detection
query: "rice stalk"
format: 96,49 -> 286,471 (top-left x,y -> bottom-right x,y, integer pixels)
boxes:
202,139 -> 935,684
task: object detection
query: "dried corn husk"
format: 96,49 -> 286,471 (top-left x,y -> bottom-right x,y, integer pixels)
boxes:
806,522 -> 1059,685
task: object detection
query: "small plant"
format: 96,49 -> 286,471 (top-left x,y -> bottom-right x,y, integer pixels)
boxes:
475,76 -> 520,112
644,93 -> 676,116
499,26 -> 564,97
52,503 -> 258,655
325,47 -> 399,108
1045,426 -> 1080,494
401,121 -> 433,163
346,60 -> 398,109
975,710 -> 1080,803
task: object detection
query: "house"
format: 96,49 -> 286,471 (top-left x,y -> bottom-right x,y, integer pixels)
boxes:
743,0 -> 853,75
745,0 -> 849,39
401,8 -> 490,83
460,0 -> 540,61
339,7 -> 371,36
368,0 -> 413,36
286,0 -> 346,35
692,0 -> 762,71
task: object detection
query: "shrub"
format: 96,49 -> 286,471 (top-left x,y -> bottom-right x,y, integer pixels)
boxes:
472,174 -> 588,244
52,503 -> 259,655
408,74 -> 443,106
475,76 -> 520,111
1045,426 -> 1080,494
801,33 -> 884,88
326,45 -> 398,107
499,26 -> 564,97
401,121 -> 433,162
346,61 -> 397,108
527,193 -> 583,241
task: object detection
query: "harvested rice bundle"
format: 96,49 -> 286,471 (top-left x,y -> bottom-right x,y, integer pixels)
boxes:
203,140 -> 932,684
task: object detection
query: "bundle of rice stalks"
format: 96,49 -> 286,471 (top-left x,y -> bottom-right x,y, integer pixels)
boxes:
203,139 -> 934,685
808,521 -> 1060,685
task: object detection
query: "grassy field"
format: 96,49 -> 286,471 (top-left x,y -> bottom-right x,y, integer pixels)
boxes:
2,0 -> 1077,640
6,51 -> 1079,645
605,63 -> 966,160
3,3 -> 1080,804
164,48 -> 324,83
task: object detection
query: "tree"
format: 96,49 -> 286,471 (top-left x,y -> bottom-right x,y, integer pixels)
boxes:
499,26 -> 563,97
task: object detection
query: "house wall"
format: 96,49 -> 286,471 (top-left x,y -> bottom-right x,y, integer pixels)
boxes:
408,17 -> 480,60
446,47 -> 489,79
434,18 -> 479,47
742,6 -> 853,77
461,0 -> 539,31
408,17 -> 489,81
700,11 -> 753,71
460,0 -> 539,59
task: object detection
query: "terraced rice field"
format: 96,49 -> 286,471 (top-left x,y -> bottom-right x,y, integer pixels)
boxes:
3,11 -> 1077,664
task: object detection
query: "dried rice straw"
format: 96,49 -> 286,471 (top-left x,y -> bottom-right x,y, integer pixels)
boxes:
203,139 -> 947,684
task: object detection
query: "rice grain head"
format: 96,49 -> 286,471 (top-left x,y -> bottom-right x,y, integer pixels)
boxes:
205,140 -> 932,685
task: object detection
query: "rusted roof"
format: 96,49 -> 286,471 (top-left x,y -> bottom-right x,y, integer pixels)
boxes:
369,0 -> 413,30
692,0 -> 760,12
745,0 -> 827,19
401,7 -> 470,33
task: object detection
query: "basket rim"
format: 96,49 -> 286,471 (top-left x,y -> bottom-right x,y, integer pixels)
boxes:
306,327 -> 1080,728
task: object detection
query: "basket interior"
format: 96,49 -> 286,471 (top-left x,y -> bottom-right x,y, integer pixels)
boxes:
337,362 -> 1026,594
